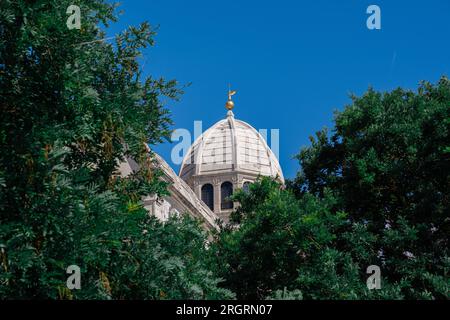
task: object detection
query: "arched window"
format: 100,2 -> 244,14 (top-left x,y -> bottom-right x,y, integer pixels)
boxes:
201,184 -> 214,211
242,181 -> 251,193
221,181 -> 233,210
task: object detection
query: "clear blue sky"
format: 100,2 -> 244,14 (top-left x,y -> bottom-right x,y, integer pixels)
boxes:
107,0 -> 449,179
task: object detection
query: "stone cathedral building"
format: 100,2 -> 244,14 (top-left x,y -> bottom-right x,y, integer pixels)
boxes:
120,91 -> 284,230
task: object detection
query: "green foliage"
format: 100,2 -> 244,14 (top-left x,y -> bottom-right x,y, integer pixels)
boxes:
293,77 -> 450,299
211,78 -> 449,300
1,0 -> 447,301
0,0 -> 231,299
210,178 -> 369,299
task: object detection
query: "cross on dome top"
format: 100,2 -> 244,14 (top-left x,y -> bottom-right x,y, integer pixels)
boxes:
225,87 -> 237,111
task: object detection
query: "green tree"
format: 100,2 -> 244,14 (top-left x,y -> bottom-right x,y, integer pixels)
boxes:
211,78 -> 449,300
0,0 -> 232,299
210,177 -> 374,300
292,77 -> 449,299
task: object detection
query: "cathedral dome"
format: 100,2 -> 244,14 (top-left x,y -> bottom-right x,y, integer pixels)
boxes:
179,110 -> 284,183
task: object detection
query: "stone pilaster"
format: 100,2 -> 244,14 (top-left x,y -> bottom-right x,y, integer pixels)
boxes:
212,178 -> 221,214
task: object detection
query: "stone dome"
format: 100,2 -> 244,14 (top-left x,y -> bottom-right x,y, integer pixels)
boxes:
179,110 -> 284,183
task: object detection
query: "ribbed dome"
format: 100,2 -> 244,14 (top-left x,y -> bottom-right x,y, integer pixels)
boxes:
179,110 -> 284,183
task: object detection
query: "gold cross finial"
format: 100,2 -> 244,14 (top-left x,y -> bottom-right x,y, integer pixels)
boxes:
226,85 -> 237,110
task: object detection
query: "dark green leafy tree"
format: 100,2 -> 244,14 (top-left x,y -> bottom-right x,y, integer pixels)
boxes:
0,0 -> 232,299
210,177 -> 375,300
211,79 -> 449,300
292,77 -> 449,299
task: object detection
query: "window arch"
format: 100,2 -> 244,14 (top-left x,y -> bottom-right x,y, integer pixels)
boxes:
242,181 -> 251,193
201,184 -> 214,211
221,181 -> 233,210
